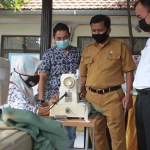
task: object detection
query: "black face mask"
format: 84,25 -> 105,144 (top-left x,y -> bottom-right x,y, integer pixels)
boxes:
139,13 -> 150,32
92,31 -> 109,43
14,68 -> 39,87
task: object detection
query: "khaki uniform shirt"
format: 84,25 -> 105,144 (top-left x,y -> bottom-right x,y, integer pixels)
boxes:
79,38 -> 137,89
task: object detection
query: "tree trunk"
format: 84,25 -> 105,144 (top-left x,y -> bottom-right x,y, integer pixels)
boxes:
40,0 -> 52,58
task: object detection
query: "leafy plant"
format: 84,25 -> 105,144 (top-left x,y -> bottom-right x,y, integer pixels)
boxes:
0,0 -> 30,11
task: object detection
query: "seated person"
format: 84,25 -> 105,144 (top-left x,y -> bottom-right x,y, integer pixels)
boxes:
0,56 -> 58,115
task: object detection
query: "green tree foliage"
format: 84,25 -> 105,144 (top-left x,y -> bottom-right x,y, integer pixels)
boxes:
0,0 -> 30,11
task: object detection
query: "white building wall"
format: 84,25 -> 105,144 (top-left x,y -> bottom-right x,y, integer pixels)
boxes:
0,14 -> 149,54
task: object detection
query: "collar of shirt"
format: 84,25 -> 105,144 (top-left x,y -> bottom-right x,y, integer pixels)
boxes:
55,45 -> 71,51
94,37 -> 110,48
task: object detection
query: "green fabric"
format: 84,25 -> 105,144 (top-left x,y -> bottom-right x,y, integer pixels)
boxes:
80,99 -> 103,116
0,108 -> 68,150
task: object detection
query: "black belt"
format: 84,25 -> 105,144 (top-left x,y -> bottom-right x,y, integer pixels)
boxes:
136,88 -> 150,95
89,85 -> 121,94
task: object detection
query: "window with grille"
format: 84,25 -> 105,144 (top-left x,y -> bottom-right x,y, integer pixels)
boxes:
1,35 -> 40,58
77,36 -> 147,55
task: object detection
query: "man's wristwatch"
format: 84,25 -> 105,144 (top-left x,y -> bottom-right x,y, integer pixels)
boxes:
40,100 -> 46,103
126,90 -> 133,95
79,93 -> 85,100
36,99 -> 46,104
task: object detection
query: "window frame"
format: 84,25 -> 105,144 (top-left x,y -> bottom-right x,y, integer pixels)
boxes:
1,35 -> 41,58
77,36 -> 148,55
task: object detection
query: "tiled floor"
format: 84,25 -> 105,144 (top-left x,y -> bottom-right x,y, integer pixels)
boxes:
74,132 -> 84,148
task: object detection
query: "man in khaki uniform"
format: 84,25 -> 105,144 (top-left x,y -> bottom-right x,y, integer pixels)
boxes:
79,14 -> 136,150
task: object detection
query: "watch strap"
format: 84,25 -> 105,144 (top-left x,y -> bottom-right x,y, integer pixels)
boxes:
36,99 -> 45,104
126,90 -> 133,94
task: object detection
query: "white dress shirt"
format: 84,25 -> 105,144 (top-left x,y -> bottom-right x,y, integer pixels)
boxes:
133,38 -> 150,89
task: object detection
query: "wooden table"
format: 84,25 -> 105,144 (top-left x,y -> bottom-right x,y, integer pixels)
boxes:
45,115 -> 97,150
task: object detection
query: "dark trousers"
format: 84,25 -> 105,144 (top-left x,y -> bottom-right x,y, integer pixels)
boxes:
136,94 -> 150,150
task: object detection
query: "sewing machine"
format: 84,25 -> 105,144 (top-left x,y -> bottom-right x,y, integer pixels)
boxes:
49,71 -> 91,122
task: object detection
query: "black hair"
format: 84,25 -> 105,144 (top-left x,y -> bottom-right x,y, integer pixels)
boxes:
53,23 -> 69,37
90,14 -> 111,30
134,0 -> 150,12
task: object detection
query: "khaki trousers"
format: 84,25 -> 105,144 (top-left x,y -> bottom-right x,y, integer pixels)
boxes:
86,88 -> 126,150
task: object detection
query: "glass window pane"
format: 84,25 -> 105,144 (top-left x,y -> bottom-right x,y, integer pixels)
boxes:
78,37 -> 94,51
133,38 -> 147,52
25,37 -> 40,50
3,37 -> 24,49
118,38 -> 130,46
78,36 -> 147,55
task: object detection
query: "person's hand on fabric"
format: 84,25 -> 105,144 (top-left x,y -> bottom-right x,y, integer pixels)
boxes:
122,93 -> 133,110
48,94 -> 59,106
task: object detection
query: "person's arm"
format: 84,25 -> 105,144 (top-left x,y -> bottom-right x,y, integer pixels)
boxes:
38,72 -> 48,101
122,71 -> 134,110
80,76 -> 87,99
37,94 -> 58,116
40,94 -> 58,107
120,42 -> 136,110
79,48 -> 87,99
38,50 -> 51,102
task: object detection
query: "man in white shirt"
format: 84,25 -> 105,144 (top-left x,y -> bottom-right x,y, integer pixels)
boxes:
134,1 -> 150,150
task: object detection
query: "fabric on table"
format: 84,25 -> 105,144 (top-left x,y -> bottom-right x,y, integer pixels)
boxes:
0,108 -> 68,150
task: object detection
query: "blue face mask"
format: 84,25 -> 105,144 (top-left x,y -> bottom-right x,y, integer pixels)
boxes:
56,39 -> 70,49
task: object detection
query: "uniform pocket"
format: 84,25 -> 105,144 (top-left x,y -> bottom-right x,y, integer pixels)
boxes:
84,57 -> 93,75
116,88 -> 125,100
105,55 -> 121,70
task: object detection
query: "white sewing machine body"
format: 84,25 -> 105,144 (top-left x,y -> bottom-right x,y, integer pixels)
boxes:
50,72 -> 91,122
50,103 -> 88,118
